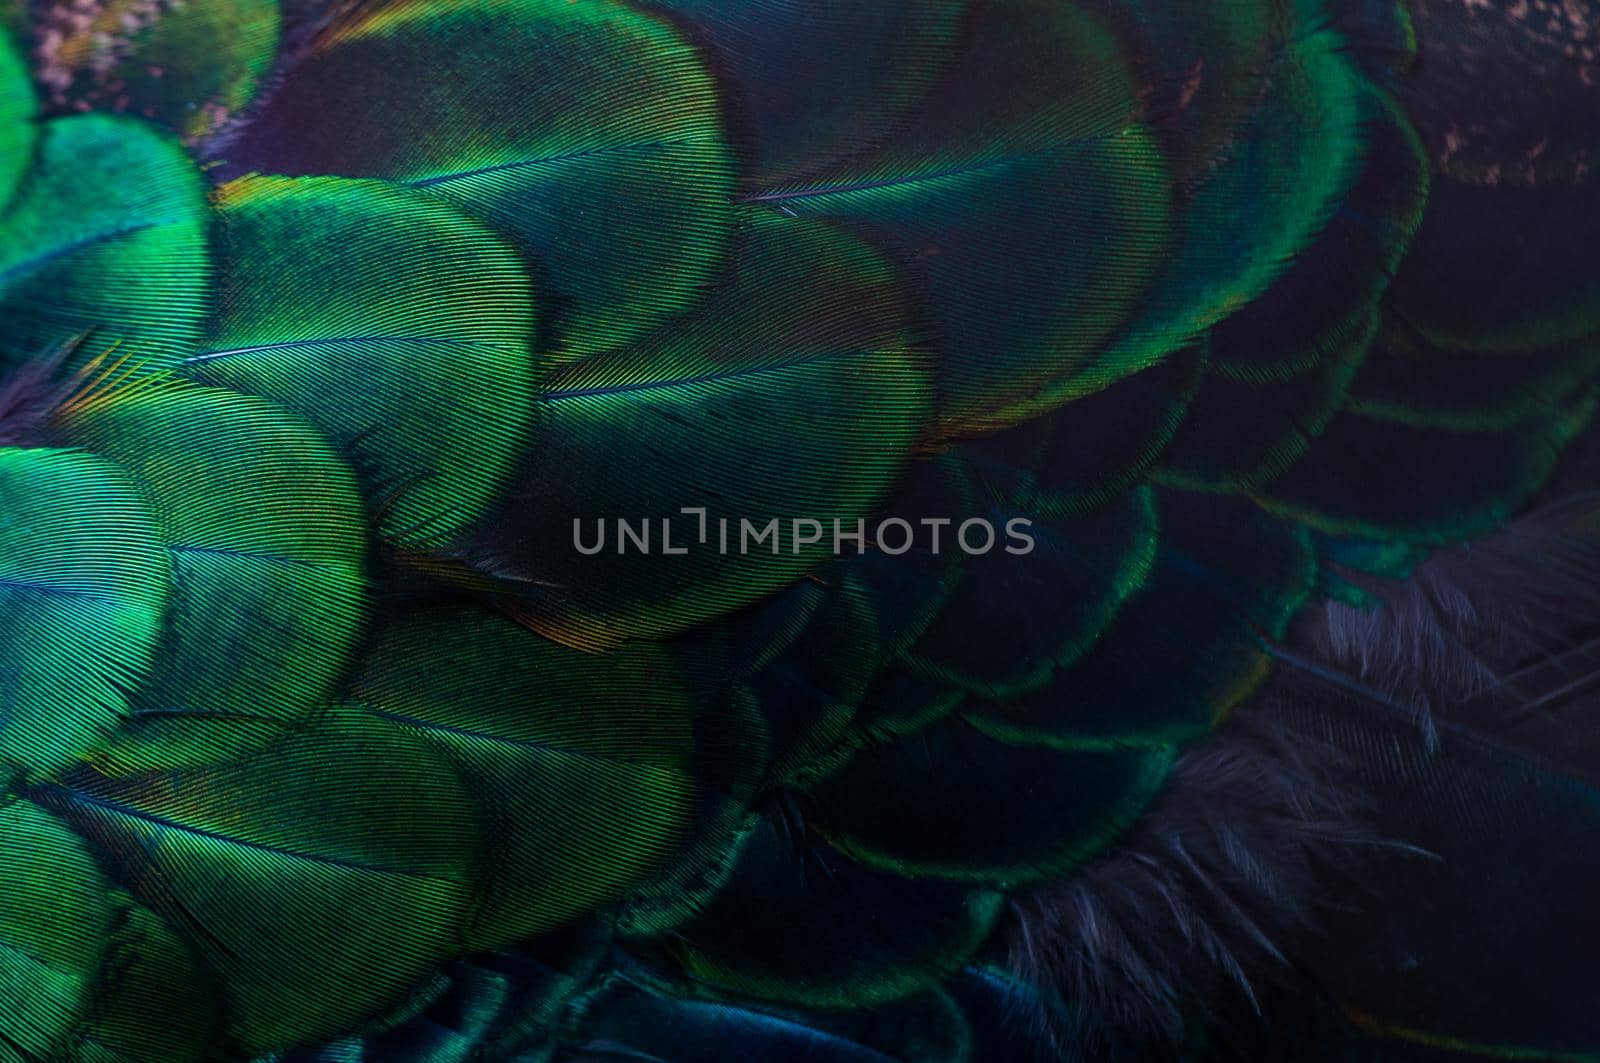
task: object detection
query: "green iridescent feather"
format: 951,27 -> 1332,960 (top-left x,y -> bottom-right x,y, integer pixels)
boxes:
197,174 -> 538,551
809,719 -> 1174,884
1100,0 -> 1277,186
0,447 -> 168,779
1156,315 -> 1375,493
469,212 -> 929,645
348,605 -> 698,953
660,816 -> 1004,1010
744,0 -> 1173,433
1257,395 -> 1597,544
0,800 -> 113,1061
1096,12 -> 1371,388
643,0 -> 969,185
1204,86 -> 1430,383
229,0 -> 736,359
900,484 -> 1158,699
38,713 -> 482,1055
0,21 -> 32,208
0,113 -> 208,372
970,493 -> 1317,750
55,380 -> 368,774
63,892 -> 221,1063
0,0 -> 1591,1058
1350,318 -> 1600,432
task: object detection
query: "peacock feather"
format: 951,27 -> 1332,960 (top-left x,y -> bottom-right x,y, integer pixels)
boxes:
0,0 -> 1597,1059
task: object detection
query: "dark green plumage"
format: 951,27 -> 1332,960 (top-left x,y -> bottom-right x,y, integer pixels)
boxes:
464,211 -> 929,645
230,0 -> 738,359
0,1 -> 1595,1060
55,379 -> 368,773
349,604 -> 698,953
0,113 -> 208,371
0,799 -> 113,1059
199,174 -> 539,551
0,447 -> 169,779
39,714 -> 483,1056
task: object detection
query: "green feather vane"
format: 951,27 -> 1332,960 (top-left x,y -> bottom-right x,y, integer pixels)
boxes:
229,0 -> 737,360
54,379 -> 368,774
0,800 -> 113,1060
469,212 -> 929,645
0,447 -> 168,780
0,0 -> 1592,1058
36,713 -> 482,1056
742,0 -> 1173,433
0,113 -> 209,373
0,22 -> 32,208
197,174 -> 538,551
347,605 -> 698,953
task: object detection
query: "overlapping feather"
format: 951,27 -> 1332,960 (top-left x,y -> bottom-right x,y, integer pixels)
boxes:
0,0 -> 1595,1059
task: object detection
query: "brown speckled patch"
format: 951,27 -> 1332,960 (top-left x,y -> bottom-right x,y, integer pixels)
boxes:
1407,0 -> 1599,187
33,0 -> 185,114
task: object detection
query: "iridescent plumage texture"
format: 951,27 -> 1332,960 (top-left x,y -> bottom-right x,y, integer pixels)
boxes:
0,0 -> 1597,1059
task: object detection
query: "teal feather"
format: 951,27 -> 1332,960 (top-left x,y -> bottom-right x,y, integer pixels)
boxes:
0,115 -> 209,372
0,1 -> 1594,1059
228,0 -> 738,359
